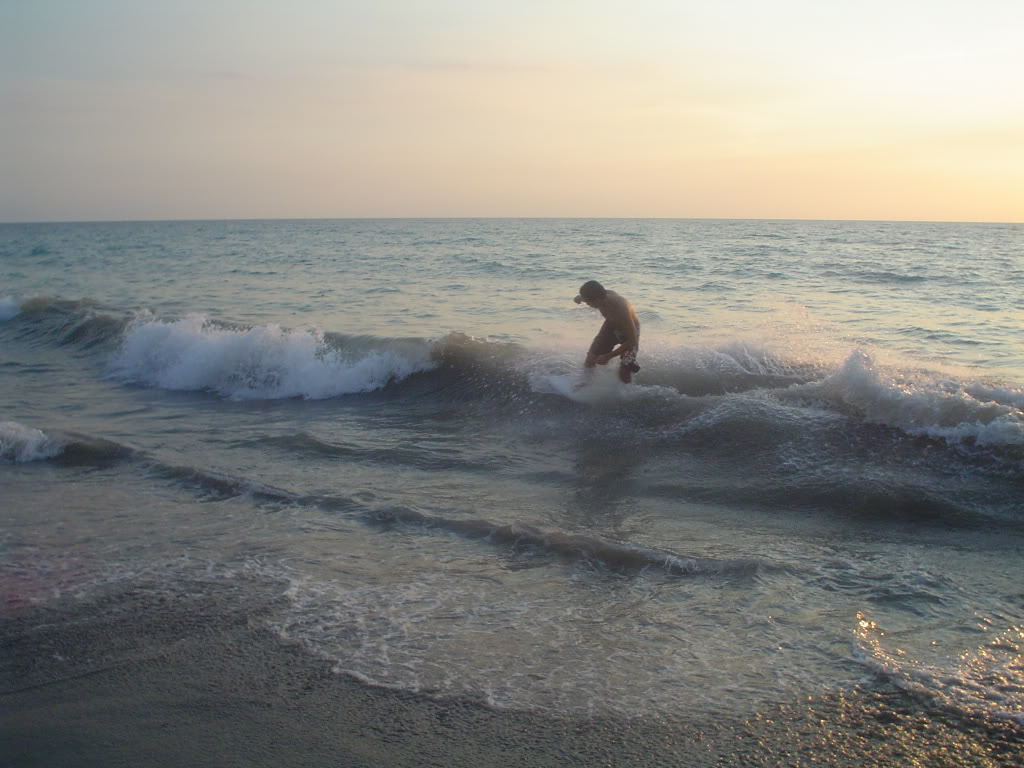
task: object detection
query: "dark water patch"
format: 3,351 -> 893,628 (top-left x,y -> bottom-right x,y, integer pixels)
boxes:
252,432 -> 503,473
696,280 -> 734,292
360,505 -> 781,578
147,463 -> 300,503
376,332 -> 535,402
897,325 -> 985,346
53,434 -> 139,468
1,295 -> 129,351
3,362 -> 59,374
631,397 -> 1024,518
778,483 -> 990,528
430,332 -> 527,371
811,561 -> 959,618
645,474 -> 997,530
852,271 -> 929,284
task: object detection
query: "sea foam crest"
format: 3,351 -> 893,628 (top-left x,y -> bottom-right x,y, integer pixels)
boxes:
810,350 -> 1024,447
109,314 -> 437,400
0,296 -> 22,321
0,421 -> 64,463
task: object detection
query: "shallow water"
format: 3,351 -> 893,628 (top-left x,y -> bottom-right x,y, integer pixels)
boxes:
2,218 -> 1022,723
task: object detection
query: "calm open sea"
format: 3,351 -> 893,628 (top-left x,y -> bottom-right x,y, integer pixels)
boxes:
2,218 -> 1022,725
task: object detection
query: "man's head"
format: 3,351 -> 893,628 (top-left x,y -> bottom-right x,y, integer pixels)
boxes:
575,280 -> 607,305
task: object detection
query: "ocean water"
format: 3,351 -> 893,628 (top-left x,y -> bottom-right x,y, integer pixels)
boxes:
1,218 -> 1023,726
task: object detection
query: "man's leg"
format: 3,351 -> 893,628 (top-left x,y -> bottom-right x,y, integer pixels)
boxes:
619,349 -> 639,384
585,323 -> 614,369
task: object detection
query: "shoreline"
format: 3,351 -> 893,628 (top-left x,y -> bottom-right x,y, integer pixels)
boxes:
3,580 -> 1021,767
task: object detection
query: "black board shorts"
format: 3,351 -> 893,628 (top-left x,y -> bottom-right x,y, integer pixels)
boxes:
589,322 -> 641,372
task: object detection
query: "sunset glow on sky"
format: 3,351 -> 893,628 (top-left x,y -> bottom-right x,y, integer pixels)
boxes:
3,1 -> 1022,222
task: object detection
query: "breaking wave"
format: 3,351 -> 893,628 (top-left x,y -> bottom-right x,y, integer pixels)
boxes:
0,296 -> 22,321
0,422 -> 142,466
4,296 -> 1023,452
0,421 -> 64,463
108,313 -> 438,400
786,350 -> 1024,449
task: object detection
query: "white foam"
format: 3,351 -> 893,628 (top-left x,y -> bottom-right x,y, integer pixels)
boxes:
963,382 -> 1024,411
855,614 -> 1024,725
530,367 -> 681,405
0,296 -> 22,321
108,314 -> 437,400
265,559 -> 821,719
803,350 -> 1024,447
533,369 -> 622,403
0,421 -> 64,463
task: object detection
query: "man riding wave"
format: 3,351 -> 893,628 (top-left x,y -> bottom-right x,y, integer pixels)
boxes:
574,280 -> 640,384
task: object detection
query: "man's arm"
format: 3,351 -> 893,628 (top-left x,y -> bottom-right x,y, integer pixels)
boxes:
584,321 -> 611,367
594,346 -> 628,363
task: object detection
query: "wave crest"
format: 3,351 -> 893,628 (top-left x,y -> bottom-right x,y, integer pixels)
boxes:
789,350 -> 1024,449
108,314 -> 438,400
5,296 -> 1023,452
0,421 -> 64,463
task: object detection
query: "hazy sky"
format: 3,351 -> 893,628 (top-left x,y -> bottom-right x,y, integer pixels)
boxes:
2,1 -> 1022,222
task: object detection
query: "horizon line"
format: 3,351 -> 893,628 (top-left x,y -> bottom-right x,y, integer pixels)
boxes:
2,215 -> 1020,226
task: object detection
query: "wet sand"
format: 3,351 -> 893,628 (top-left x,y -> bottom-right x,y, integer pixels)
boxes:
2,581 -> 1020,768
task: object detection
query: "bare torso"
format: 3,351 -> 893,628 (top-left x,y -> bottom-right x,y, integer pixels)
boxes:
599,291 -> 640,343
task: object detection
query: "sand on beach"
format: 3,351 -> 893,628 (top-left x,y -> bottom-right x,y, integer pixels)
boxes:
2,581 -> 1020,768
